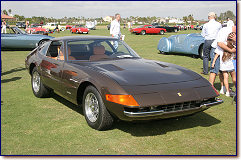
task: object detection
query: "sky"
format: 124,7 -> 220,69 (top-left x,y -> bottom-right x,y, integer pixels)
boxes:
1,1 -> 236,20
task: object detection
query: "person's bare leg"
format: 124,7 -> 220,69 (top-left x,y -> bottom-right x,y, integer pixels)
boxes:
219,72 -> 226,94
209,73 -> 216,86
223,72 -> 230,96
230,71 -> 236,88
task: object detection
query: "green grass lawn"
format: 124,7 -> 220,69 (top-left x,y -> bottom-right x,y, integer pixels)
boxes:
1,28 -> 236,155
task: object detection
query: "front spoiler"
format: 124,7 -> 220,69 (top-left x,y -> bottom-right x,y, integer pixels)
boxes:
124,98 -> 223,118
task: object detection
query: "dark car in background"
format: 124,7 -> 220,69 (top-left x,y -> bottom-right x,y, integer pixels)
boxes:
155,25 -> 179,32
25,36 -> 223,130
194,25 -> 203,30
16,22 -> 26,28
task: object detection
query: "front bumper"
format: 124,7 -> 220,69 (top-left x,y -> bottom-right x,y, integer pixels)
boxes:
123,98 -> 223,118
106,98 -> 223,121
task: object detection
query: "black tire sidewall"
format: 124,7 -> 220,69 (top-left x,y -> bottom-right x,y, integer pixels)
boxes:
31,67 -> 50,98
82,85 -> 112,130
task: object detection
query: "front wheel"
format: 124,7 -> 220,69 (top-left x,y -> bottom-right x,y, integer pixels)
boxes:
159,30 -> 165,35
83,85 -> 113,130
140,30 -> 146,35
31,67 -> 51,98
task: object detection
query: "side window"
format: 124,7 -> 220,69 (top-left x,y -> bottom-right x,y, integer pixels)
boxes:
67,41 -> 92,60
39,41 -> 51,55
145,26 -> 149,28
100,41 -> 114,54
46,41 -> 63,60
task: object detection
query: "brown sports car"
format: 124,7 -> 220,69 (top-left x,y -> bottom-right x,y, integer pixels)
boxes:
25,36 -> 223,130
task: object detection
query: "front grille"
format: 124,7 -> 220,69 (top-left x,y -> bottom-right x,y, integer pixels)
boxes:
124,98 -> 215,114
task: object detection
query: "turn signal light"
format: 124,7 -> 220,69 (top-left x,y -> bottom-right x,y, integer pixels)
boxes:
105,94 -> 139,106
211,85 -> 219,96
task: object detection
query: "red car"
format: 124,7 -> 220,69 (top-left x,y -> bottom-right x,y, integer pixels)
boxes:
66,25 -> 72,30
26,24 -> 47,34
130,25 -> 166,35
70,25 -> 89,34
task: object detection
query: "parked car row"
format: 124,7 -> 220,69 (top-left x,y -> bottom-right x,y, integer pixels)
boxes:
130,25 -> 167,35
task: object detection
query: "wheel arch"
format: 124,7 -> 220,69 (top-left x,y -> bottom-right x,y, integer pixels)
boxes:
29,63 -> 36,75
76,81 -> 96,105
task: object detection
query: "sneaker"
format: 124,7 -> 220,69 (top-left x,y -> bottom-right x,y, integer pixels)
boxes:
220,86 -> 227,94
225,92 -> 231,97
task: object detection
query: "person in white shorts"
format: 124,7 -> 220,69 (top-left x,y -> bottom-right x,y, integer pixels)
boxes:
212,31 -> 236,97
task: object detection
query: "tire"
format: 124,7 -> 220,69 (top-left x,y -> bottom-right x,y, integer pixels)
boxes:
76,30 -> 79,34
159,30 -> 165,35
174,29 -> 178,32
60,28 -> 65,31
83,85 -> 113,130
31,67 -> 51,98
140,30 -> 146,35
199,44 -> 204,59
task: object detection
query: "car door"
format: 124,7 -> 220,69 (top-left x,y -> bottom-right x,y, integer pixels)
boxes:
40,40 -> 66,93
60,40 -> 92,103
1,27 -> 20,48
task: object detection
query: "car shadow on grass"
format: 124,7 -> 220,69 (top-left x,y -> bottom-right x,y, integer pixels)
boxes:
52,93 -> 83,115
1,77 -> 22,83
51,93 -> 221,136
114,112 -> 221,137
158,51 -> 199,59
1,67 -> 26,76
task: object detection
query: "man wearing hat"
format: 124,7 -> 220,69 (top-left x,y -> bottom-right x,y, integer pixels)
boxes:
201,12 -> 222,75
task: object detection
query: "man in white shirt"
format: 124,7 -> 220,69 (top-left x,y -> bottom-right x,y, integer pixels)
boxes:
201,12 -> 222,75
110,13 -> 121,49
227,17 -> 234,28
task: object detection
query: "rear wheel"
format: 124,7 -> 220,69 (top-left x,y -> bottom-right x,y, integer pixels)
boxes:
174,29 -> 178,32
199,44 -> 204,59
140,30 -> 146,35
159,30 -> 165,35
83,85 -> 113,130
31,67 -> 51,98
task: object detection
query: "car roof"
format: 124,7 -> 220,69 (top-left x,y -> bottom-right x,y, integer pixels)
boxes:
52,36 -> 118,41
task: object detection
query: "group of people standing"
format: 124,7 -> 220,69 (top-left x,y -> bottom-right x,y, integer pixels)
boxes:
201,12 -> 236,97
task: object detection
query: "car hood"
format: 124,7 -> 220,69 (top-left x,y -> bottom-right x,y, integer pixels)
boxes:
84,58 -> 202,86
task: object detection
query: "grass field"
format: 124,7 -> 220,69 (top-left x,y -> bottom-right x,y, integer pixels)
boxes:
1,28 -> 236,155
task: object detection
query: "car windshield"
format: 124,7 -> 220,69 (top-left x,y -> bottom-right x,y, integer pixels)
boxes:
12,27 -> 27,34
66,39 -> 140,61
137,25 -> 144,28
76,25 -> 84,28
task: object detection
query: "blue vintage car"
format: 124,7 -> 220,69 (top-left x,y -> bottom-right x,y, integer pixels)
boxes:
1,26 -> 53,50
157,33 -> 205,59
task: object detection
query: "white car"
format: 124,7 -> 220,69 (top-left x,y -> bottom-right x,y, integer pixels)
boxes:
42,23 -> 66,31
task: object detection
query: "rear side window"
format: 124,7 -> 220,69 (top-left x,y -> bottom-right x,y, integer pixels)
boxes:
39,41 -> 51,55
46,41 -> 63,59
